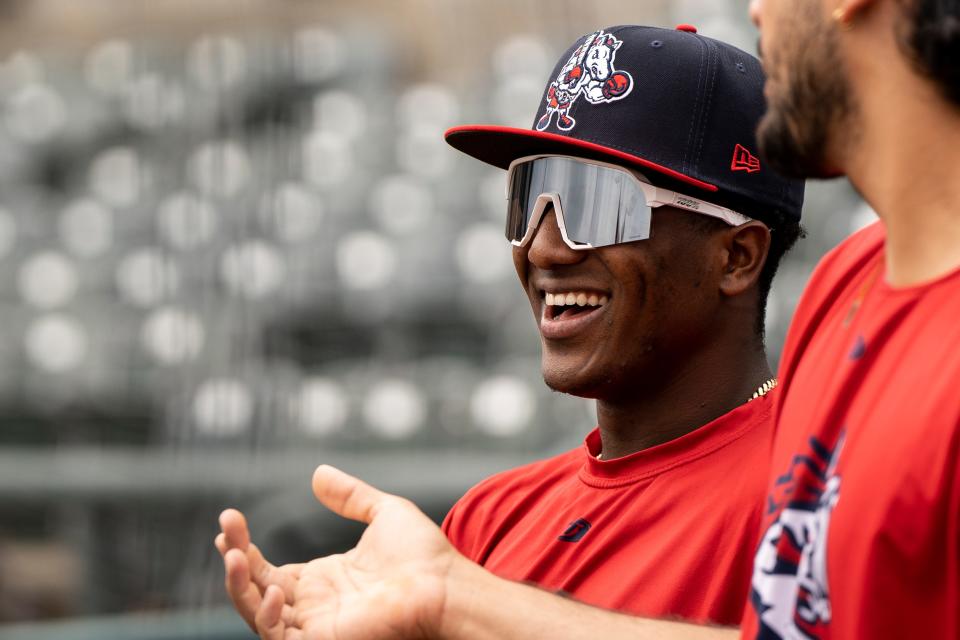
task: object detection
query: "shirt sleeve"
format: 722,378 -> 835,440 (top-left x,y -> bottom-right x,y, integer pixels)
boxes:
441,490 -> 481,560
440,499 -> 459,539
440,475 -> 503,562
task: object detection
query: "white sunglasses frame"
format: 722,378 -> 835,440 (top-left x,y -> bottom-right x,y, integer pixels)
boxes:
505,154 -> 755,251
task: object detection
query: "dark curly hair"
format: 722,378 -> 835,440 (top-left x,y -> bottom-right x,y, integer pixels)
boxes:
756,220 -> 804,338
898,0 -> 960,106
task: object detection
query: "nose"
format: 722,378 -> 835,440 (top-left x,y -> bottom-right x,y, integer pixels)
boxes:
525,206 -> 586,269
749,0 -> 762,27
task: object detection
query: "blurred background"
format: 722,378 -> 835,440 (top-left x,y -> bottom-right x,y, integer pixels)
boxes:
0,0 -> 874,638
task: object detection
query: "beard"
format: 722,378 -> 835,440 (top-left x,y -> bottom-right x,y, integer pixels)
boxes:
756,5 -> 855,179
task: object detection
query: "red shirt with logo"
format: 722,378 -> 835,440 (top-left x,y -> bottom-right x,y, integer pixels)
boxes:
743,222 -> 960,639
442,394 -> 776,625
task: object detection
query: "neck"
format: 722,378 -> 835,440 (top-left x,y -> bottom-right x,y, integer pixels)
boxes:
839,21 -> 960,286
594,338 -> 771,459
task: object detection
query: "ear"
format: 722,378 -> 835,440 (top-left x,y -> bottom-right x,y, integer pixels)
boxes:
717,221 -> 771,298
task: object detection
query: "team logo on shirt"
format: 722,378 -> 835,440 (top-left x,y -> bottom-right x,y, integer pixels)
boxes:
750,433 -> 845,639
558,518 -> 592,542
535,30 -> 633,132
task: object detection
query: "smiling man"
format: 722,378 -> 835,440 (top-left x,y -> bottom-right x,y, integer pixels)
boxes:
218,24 -> 804,634
438,24 -> 803,624
217,0 -> 960,637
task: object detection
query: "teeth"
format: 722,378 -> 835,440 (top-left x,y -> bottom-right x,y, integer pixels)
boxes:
543,291 -> 609,308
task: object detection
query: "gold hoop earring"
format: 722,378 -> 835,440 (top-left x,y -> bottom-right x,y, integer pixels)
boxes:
832,7 -> 854,30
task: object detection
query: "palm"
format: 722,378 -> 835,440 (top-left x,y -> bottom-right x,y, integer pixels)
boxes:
293,498 -> 452,640
219,466 -> 459,640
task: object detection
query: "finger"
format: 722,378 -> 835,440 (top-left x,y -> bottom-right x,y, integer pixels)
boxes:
247,543 -> 303,603
219,512 -> 299,600
224,548 -> 262,631
255,585 -> 287,640
312,464 -> 392,524
279,602 -> 299,628
214,533 -> 227,556
220,508 -> 251,550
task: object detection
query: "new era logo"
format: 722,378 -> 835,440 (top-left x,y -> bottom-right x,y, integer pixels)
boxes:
731,144 -> 761,173
558,518 -> 592,543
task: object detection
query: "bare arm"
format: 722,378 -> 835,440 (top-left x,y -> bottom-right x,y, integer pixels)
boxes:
217,466 -> 739,640
442,557 -> 738,640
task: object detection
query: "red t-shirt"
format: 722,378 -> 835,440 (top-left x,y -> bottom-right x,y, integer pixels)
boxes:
743,222 -> 960,639
443,393 -> 776,625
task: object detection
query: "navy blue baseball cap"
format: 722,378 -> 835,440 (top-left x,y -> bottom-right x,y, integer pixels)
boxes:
445,24 -> 804,227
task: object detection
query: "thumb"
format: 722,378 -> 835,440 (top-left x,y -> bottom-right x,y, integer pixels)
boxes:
312,465 -> 391,525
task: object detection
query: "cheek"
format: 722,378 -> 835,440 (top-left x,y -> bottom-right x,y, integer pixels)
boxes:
749,0 -> 763,27
646,251 -> 715,330
511,248 -> 527,284
763,0 -> 813,60
756,0 -> 794,66
606,263 -> 656,345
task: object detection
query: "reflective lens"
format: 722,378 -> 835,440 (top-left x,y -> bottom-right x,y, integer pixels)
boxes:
507,156 -> 653,248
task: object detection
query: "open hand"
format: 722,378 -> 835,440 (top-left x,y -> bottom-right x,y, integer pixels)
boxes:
216,465 -> 459,640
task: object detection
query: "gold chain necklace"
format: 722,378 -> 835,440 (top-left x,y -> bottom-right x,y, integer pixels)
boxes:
748,377 -> 778,402
595,378 -> 778,460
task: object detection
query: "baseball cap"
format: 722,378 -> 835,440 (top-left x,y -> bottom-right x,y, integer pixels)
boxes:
445,24 -> 804,227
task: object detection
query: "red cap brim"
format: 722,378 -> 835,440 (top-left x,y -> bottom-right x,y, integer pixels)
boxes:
444,125 -> 718,193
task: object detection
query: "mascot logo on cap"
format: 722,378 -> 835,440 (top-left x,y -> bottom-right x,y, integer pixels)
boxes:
536,30 -> 633,133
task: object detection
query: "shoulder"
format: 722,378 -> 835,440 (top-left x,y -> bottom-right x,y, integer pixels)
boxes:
442,447 -> 582,553
778,222 -> 885,377
803,221 -> 886,303
453,447 -> 582,510
684,393 -> 777,497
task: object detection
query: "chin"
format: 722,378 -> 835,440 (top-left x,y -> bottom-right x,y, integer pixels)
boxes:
541,352 -> 634,400
757,106 -> 842,179
541,360 -> 602,399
